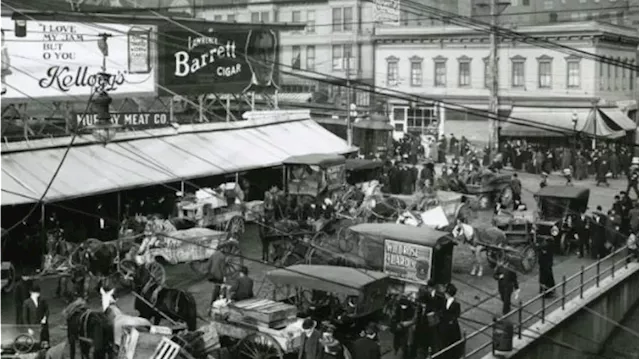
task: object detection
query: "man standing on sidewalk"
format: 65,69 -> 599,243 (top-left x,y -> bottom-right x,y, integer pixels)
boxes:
493,260 -> 519,315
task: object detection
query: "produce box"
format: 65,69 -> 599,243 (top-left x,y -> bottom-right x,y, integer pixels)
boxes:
228,299 -> 297,328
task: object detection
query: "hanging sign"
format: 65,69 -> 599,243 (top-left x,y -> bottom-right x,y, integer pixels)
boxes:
75,112 -> 171,128
1,18 -> 157,101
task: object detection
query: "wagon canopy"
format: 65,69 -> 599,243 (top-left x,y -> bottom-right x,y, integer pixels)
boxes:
283,153 -> 346,167
535,186 -> 590,200
267,265 -> 388,296
348,223 -> 452,247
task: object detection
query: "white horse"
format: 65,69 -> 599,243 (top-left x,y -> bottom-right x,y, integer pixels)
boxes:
99,287 -> 152,348
452,221 -> 485,277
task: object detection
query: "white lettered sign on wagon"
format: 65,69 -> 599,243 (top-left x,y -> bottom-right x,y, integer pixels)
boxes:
1,18 -> 157,101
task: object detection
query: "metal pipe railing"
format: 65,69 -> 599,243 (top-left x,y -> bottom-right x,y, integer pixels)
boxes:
433,246 -> 635,359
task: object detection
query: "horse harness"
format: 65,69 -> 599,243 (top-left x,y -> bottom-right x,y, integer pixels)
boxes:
141,280 -> 181,313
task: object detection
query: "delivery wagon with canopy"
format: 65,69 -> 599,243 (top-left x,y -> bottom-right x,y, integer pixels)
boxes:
283,153 -> 347,199
340,223 -> 455,292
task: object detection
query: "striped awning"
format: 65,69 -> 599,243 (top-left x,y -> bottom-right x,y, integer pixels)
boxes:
1,119 -> 353,206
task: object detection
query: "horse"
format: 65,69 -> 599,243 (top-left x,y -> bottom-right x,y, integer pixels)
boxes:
64,298 -> 113,359
131,263 -> 198,331
99,285 -> 152,350
452,221 -> 507,277
44,230 -> 79,298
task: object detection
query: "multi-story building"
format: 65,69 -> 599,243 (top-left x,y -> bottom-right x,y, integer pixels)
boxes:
197,0 -> 376,108
374,21 -> 638,143
469,0 -> 639,29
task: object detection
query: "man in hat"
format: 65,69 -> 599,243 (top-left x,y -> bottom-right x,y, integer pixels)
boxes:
299,318 -> 322,359
493,259 -> 519,315
22,283 -> 49,343
353,323 -> 380,359
416,280 -> 443,357
14,271 -> 33,325
536,237 -> 555,298
391,297 -> 416,359
319,323 -> 344,359
591,206 -> 608,259
229,266 -> 254,302
510,173 -> 522,210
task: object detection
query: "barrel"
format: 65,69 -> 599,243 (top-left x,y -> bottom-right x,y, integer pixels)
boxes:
492,319 -> 514,352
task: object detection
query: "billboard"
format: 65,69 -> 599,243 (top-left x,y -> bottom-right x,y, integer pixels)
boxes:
1,18 -> 157,101
158,28 -> 279,95
374,0 -> 400,25
383,239 -> 433,284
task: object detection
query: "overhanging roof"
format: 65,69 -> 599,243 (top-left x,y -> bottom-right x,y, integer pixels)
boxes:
1,119 -> 352,206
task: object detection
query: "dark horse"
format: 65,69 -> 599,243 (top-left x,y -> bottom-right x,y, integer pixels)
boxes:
64,298 -> 113,359
132,263 -> 198,331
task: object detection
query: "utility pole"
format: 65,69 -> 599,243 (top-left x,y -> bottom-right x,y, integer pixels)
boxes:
633,1 -> 640,157
488,0 -> 499,158
346,51 -> 353,147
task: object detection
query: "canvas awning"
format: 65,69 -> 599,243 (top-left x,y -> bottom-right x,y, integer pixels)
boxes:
501,107 -> 627,139
2,119 -> 353,206
598,108 -> 637,131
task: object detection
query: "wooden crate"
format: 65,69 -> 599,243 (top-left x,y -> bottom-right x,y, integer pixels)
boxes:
228,299 -> 297,328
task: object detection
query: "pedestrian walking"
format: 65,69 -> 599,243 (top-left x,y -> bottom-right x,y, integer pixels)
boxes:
439,283 -> 462,359
596,160 -> 610,187
591,206 -> 608,259
416,281 -> 444,357
21,283 -> 49,344
510,173 -> 522,210
391,297 -> 416,359
14,272 -> 32,325
493,260 -> 520,315
537,238 -> 556,297
352,323 -> 380,359
576,212 -> 591,258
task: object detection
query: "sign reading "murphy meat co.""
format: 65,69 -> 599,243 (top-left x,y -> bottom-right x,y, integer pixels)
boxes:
75,112 -> 170,129
159,29 -> 279,95
1,18 -> 157,101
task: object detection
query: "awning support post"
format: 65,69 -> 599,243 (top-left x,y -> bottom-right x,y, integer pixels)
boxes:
226,95 -> 231,122
181,181 -> 185,194
282,166 -> 286,191
235,173 -> 239,183
40,202 -> 46,253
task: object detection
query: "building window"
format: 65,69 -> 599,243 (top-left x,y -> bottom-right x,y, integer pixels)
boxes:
511,56 -> 525,87
410,57 -> 423,87
599,61 -> 605,90
214,15 -> 223,21
307,10 -> 315,32
292,10 -> 301,23
332,45 -> 354,71
543,0 -> 554,9
227,14 -> 236,21
261,11 -> 270,22
251,12 -> 260,22
332,45 -> 342,70
566,58 -> 581,88
434,57 -> 447,87
522,0 -> 530,5
483,58 -> 490,88
458,56 -> 471,87
538,57 -> 552,88
292,46 -> 301,69
607,58 -> 613,90
387,57 -> 399,87
306,46 -> 315,70
407,107 -> 437,136
622,59 -> 627,90
332,7 -> 353,32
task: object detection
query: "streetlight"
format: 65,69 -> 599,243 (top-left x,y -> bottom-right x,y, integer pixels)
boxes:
571,110 -> 579,153
88,81 -> 120,145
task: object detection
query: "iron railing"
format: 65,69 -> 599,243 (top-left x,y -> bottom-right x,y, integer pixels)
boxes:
432,245 -> 636,359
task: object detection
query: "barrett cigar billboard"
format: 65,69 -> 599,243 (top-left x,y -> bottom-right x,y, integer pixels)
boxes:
159,29 -> 278,95
0,18 -> 157,101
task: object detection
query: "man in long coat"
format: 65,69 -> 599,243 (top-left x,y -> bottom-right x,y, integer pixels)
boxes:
537,238 -> 555,297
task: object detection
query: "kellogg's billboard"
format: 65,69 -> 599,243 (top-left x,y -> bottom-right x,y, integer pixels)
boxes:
158,28 -> 279,95
0,18 -> 157,101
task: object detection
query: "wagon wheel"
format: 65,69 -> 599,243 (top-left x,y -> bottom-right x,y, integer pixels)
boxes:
499,187 -> 514,208
118,259 -> 137,288
520,245 -> 538,274
145,261 -> 166,285
236,332 -> 284,359
2,262 -> 16,293
13,334 -> 35,354
221,241 -> 243,281
227,216 -> 245,238
337,228 -> 356,253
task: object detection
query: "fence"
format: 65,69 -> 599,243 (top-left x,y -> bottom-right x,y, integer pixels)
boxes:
432,245 -> 636,359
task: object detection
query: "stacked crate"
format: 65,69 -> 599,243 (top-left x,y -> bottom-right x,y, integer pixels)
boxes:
227,299 -> 298,329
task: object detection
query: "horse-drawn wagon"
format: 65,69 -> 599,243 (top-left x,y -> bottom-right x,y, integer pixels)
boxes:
174,185 -> 246,237
1,325 -> 45,358
464,170 -> 513,210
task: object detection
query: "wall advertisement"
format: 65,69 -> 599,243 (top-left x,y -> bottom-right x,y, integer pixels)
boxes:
158,28 -> 279,95
383,239 -> 433,284
1,18 -> 157,101
75,112 -> 170,129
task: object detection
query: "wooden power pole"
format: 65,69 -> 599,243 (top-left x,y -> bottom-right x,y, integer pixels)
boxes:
488,0 -> 500,157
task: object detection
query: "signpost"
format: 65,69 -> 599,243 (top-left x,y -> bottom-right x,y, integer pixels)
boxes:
1,18 -> 157,101
159,28 -> 279,96
383,239 -> 433,284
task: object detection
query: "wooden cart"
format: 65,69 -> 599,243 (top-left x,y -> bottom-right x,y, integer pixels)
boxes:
210,299 -> 304,359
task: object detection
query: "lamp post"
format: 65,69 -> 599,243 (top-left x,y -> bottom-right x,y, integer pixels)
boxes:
571,111 -> 578,151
